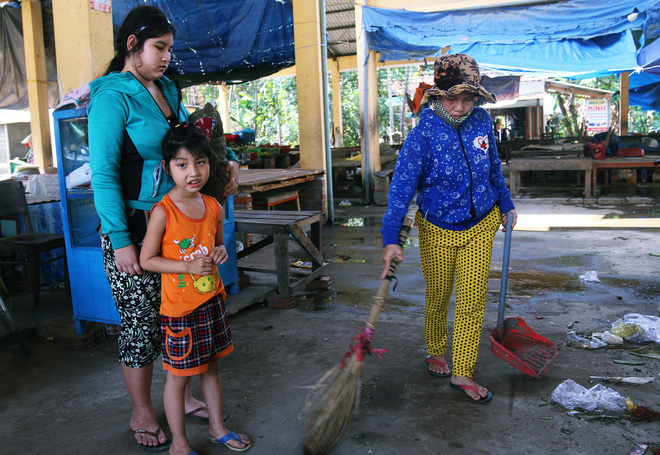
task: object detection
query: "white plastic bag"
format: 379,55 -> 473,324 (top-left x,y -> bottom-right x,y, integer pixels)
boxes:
551,379 -> 626,412
611,313 -> 659,344
65,162 -> 91,189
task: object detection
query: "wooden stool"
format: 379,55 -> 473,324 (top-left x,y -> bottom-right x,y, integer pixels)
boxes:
252,190 -> 300,211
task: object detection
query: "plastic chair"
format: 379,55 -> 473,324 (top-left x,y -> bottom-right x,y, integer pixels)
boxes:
0,180 -> 68,308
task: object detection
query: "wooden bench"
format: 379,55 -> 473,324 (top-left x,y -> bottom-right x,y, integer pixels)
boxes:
591,156 -> 660,197
252,190 -> 300,211
234,210 -> 326,307
508,157 -> 594,198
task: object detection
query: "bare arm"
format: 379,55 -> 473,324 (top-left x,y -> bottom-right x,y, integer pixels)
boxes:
208,203 -> 228,265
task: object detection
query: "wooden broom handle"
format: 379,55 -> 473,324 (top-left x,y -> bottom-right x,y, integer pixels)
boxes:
365,217 -> 414,330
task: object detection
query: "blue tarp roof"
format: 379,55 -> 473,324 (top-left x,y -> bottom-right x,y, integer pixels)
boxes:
362,0 -> 660,109
112,0 -> 295,86
362,0 -> 660,75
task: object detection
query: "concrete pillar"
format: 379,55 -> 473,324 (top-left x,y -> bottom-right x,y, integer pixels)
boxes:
218,84 -> 231,134
329,59 -> 343,147
291,0 -> 327,172
356,2 -> 380,202
21,0 -> 52,170
52,0 -> 113,97
619,72 -> 629,136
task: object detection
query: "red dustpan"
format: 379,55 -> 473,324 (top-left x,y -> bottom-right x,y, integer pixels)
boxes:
489,214 -> 559,378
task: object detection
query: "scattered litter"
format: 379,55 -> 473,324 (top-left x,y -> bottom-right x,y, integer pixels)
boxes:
611,314 -> 659,344
628,442 -> 660,455
566,330 -> 607,349
551,379 -> 626,412
628,346 -> 660,360
292,261 -> 312,268
614,359 -> 644,366
590,376 -> 655,385
579,270 -> 601,282
338,200 -> 352,207
626,397 -> 660,421
535,314 -> 544,319
649,253 -> 660,257
592,330 -> 624,345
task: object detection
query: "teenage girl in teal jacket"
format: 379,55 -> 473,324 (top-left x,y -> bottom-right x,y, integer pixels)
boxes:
88,6 -> 238,451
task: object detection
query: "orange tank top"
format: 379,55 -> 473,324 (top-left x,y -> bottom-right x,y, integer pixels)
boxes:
156,194 -> 226,317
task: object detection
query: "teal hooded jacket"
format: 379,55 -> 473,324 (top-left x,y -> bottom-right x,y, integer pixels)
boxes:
87,72 -> 189,250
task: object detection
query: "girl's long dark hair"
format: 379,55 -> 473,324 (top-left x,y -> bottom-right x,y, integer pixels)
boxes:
103,6 -> 176,76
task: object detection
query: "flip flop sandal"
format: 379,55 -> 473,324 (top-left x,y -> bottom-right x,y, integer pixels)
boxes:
426,355 -> 451,378
131,426 -> 171,452
209,430 -> 252,452
449,381 -> 493,404
185,406 -> 229,422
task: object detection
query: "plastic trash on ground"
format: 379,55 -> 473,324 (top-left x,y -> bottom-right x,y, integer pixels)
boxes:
567,330 -> 607,349
338,200 -> 352,207
592,330 -> 624,345
579,270 -> 601,282
611,313 -> 660,344
551,379 -> 627,412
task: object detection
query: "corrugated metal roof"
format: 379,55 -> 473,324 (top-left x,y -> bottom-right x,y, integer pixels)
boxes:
326,0 -> 357,57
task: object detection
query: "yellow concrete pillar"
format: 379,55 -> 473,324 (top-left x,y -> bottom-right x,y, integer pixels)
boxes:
619,72 -> 629,136
292,0 -> 327,171
21,0 -> 52,170
52,0 -> 113,97
218,84 -> 231,135
330,59 -> 343,147
356,2 -> 381,200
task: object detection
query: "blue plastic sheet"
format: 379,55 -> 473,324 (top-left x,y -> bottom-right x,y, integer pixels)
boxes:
112,0 -> 295,86
362,1 -> 660,75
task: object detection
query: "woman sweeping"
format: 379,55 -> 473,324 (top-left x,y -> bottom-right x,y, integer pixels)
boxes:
381,54 -> 517,403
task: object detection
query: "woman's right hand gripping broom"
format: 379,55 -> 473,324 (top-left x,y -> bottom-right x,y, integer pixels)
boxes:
381,218 -> 414,280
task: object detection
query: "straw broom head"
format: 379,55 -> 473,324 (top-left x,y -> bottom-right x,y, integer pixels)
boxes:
302,218 -> 413,455
303,354 -> 365,455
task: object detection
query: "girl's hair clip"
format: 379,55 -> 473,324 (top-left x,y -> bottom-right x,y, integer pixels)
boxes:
174,122 -> 188,129
132,25 -> 147,36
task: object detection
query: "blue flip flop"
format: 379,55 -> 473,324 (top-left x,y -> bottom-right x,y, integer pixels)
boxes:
209,430 -> 251,452
426,355 -> 451,378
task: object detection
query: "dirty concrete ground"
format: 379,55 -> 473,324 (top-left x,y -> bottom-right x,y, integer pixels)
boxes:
1,194 -> 660,455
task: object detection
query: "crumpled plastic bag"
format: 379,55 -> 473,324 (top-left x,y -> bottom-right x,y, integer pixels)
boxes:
551,379 -> 626,412
610,313 -> 659,344
579,271 -> 601,282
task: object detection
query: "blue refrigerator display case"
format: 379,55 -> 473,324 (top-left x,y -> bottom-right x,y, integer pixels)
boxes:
53,108 -> 239,335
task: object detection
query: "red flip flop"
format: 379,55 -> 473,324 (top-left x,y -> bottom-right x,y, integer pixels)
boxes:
449,381 -> 493,404
426,355 -> 451,378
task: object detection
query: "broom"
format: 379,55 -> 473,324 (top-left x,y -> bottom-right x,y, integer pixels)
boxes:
303,217 -> 414,455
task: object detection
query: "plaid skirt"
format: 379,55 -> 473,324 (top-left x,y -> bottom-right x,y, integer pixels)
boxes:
161,294 -> 233,376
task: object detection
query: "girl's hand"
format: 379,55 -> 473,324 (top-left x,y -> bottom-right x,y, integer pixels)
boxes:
114,244 -> 143,275
502,209 -> 518,232
224,161 -> 240,198
188,255 -> 214,276
381,244 -> 404,279
210,245 -> 228,265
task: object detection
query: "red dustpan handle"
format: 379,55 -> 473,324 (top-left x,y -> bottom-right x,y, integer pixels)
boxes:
497,212 -> 513,331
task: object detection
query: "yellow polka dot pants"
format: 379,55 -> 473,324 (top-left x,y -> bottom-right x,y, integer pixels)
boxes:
416,206 -> 500,378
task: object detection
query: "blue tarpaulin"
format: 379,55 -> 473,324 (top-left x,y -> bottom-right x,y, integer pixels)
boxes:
362,1 -> 660,75
112,0 -> 295,86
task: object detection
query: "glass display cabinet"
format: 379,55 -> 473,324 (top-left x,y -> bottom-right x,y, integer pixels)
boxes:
53,108 -> 239,335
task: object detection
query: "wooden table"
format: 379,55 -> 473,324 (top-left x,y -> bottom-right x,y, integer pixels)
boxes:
238,169 -> 324,194
508,157 -> 594,198
591,156 -> 660,197
234,210 -> 326,307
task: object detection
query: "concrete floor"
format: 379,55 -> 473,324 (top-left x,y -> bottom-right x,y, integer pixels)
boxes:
1,194 -> 660,455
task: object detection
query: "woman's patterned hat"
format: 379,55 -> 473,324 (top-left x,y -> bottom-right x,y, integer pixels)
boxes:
424,54 -> 496,104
